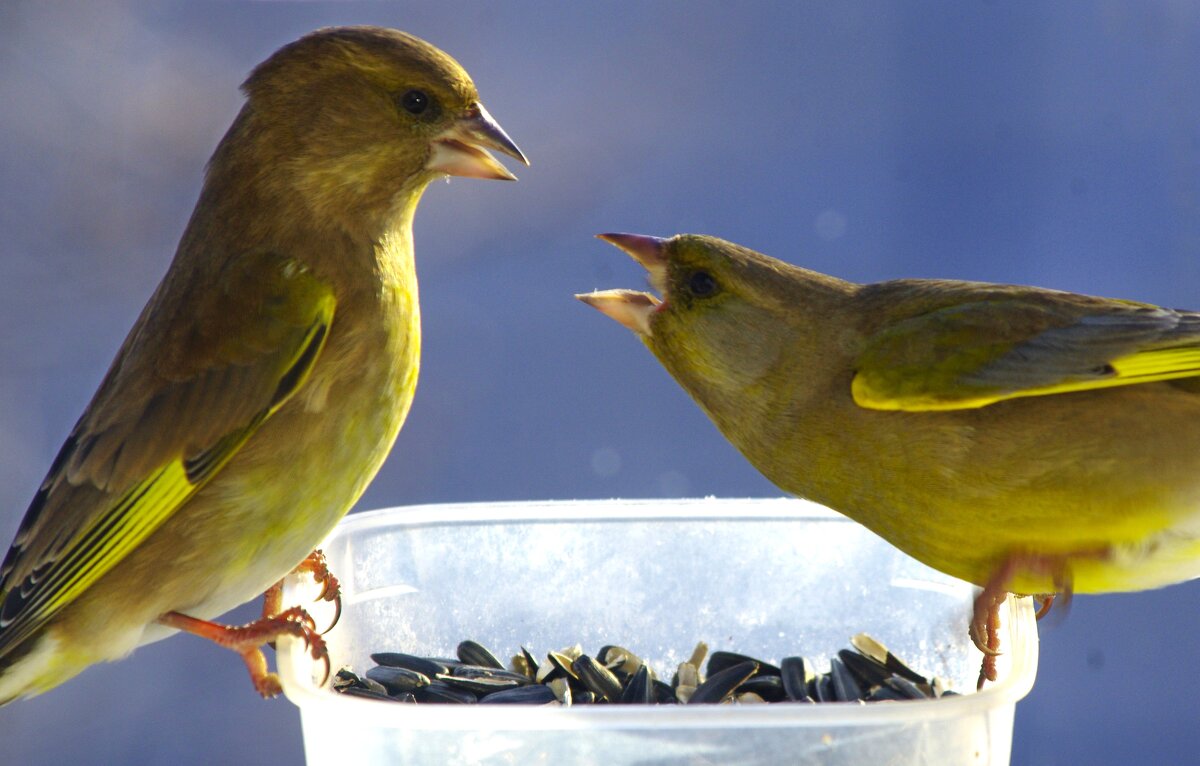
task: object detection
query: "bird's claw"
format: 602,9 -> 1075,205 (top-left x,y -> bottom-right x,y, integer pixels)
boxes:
294,549 -> 342,634
245,606 -> 331,691
253,672 -> 284,698
273,605 -> 332,686
970,589 -> 1006,655
1032,593 -> 1056,620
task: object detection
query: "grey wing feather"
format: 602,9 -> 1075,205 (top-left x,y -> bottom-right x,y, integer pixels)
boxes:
961,306 -> 1200,390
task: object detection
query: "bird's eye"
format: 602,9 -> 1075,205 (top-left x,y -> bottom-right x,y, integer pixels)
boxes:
400,89 -> 430,115
686,270 -> 719,298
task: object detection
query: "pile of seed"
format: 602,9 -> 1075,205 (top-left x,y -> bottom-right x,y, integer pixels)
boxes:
332,633 -> 958,705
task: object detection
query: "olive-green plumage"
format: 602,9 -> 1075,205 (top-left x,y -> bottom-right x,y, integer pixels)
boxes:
0,26 -> 526,703
580,233 -> 1200,603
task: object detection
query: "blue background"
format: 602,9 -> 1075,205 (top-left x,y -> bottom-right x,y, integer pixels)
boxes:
1,2 -> 1198,764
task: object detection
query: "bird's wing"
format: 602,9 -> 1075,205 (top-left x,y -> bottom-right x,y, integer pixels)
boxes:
0,251 -> 335,655
851,298 -> 1200,411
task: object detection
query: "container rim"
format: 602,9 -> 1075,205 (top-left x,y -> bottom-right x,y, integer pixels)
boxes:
279,498 -> 1039,730
336,496 -> 850,528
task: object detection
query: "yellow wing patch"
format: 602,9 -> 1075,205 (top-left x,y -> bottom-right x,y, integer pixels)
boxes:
1110,346 -> 1200,379
32,460 -> 195,626
854,344 -> 1200,412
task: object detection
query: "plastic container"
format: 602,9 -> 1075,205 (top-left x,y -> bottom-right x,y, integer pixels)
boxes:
278,498 -> 1037,765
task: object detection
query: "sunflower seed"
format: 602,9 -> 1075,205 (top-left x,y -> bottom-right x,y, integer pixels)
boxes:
619,664 -> 653,704
708,651 -> 780,677
737,673 -> 786,702
882,676 -> 930,700
837,648 -> 891,688
850,633 -> 928,685
780,656 -> 816,702
413,681 -> 477,704
829,657 -> 864,701
689,661 -> 758,705
457,640 -> 504,669
370,653 -> 448,678
574,654 -> 624,702
365,666 -> 430,695
478,684 -> 558,705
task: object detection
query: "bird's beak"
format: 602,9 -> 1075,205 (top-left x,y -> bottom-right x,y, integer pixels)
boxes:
595,233 -> 669,294
577,232 -> 672,336
575,290 -> 659,336
427,102 -> 529,181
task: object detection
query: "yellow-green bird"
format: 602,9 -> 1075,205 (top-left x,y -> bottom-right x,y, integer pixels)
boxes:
580,233 -> 1200,679
0,26 -> 526,703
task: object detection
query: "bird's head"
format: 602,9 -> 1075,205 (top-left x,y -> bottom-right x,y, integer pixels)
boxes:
578,233 -> 854,410
215,26 -> 527,228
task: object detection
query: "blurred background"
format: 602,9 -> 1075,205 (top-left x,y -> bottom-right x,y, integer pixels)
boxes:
1,1 -> 1198,763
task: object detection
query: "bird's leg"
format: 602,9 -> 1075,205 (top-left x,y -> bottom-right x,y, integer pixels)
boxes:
262,549 -> 342,633
971,549 -> 1087,689
158,607 -> 330,698
158,550 -> 341,698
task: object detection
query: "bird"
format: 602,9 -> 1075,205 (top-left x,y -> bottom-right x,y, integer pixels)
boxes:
579,232 -> 1200,683
0,25 -> 527,704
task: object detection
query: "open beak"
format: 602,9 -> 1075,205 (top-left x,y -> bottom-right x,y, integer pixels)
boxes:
575,233 -> 672,336
427,102 -> 529,181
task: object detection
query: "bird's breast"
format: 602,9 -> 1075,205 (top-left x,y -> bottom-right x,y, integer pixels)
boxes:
177,243 -> 423,615
266,257 -> 422,525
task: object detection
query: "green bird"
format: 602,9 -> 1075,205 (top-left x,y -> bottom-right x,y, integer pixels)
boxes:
580,232 -> 1200,681
0,26 -> 526,703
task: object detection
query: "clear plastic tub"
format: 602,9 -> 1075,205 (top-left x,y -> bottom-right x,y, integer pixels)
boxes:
278,498 -> 1038,765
